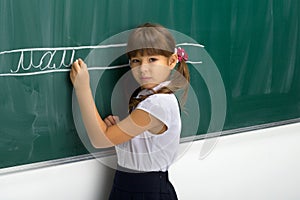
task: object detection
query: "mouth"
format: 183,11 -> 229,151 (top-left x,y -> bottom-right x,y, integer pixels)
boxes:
139,77 -> 158,88
140,77 -> 152,82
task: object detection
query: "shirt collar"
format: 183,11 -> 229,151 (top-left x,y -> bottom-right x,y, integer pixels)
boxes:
137,81 -> 171,97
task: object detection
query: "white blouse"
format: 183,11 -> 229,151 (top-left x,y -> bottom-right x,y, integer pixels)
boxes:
115,87 -> 181,172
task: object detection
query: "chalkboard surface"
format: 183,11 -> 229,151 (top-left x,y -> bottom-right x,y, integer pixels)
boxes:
0,0 -> 299,169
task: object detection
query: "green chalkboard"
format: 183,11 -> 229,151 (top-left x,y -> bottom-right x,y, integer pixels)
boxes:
1,0 -> 300,169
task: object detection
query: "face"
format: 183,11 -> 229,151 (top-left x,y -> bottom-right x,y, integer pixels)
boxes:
129,52 -> 177,89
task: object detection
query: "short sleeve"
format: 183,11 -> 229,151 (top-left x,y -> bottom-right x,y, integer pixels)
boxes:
135,94 -> 175,128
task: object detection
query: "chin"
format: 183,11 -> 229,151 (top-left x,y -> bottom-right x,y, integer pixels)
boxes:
140,83 -> 158,89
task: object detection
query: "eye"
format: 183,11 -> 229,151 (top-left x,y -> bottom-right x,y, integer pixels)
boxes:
149,57 -> 158,62
130,58 -> 140,64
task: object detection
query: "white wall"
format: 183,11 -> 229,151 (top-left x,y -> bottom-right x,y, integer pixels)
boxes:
0,157 -> 115,200
170,122 -> 300,200
1,122 -> 300,200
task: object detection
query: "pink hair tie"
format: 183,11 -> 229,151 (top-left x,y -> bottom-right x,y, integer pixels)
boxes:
176,47 -> 188,62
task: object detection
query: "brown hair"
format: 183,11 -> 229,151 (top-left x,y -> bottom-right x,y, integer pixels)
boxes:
127,23 -> 190,112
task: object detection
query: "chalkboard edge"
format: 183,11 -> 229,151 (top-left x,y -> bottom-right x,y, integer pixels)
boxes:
180,117 -> 300,143
1,118 -> 300,176
0,149 -> 116,176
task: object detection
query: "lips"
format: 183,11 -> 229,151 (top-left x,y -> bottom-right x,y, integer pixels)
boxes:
140,77 -> 152,82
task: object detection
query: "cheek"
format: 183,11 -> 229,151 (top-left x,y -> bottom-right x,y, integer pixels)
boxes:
131,67 -> 141,82
159,65 -> 171,74
154,67 -> 171,81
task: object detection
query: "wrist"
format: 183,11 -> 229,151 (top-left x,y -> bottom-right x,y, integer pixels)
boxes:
74,85 -> 92,97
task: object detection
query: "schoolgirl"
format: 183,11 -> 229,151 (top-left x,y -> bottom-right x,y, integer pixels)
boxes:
70,22 -> 190,200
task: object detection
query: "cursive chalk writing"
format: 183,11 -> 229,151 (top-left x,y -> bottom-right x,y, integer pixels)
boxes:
0,43 -> 202,77
11,49 -> 75,73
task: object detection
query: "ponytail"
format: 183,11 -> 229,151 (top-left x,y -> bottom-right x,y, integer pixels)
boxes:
162,58 -> 189,112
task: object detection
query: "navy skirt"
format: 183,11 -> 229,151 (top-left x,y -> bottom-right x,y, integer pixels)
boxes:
109,169 -> 178,200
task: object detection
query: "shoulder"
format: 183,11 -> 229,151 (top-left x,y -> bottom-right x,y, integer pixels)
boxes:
145,93 -> 177,102
136,94 -> 180,120
137,93 -> 178,108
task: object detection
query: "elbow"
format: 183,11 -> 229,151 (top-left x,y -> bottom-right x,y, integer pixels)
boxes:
85,125 -> 115,148
90,138 -> 115,149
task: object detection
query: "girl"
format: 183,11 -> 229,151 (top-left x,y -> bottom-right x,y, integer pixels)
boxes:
70,23 -> 189,200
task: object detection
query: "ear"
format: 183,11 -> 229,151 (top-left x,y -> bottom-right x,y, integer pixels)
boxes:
168,53 -> 178,69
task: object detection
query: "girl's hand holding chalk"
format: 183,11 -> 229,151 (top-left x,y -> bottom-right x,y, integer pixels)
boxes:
70,58 -> 90,91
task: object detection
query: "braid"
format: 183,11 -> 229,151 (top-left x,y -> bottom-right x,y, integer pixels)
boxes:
128,86 -> 173,113
129,95 -> 147,113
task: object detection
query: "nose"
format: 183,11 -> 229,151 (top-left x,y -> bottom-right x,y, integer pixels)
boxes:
139,63 -> 148,72
139,60 -> 150,73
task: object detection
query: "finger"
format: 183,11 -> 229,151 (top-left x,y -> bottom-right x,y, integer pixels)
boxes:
78,58 -> 86,68
106,115 -> 120,126
72,59 -> 80,73
107,115 -> 117,125
104,117 -> 113,127
113,116 -> 120,123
